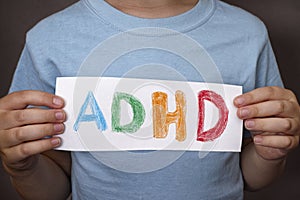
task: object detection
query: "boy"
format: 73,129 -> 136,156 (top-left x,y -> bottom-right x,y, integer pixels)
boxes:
0,0 -> 299,199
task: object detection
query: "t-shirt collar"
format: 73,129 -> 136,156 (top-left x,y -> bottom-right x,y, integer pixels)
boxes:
84,0 -> 216,32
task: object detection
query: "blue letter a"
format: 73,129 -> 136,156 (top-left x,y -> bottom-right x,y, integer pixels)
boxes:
73,91 -> 107,132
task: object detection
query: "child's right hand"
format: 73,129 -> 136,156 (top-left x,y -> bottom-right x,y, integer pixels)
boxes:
0,90 -> 66,177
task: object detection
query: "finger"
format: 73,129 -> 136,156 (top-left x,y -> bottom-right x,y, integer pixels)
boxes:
0,123 -> 65,148
237,100 -> 298,119
0,90 -> 64,110
1,109 -> 66,129
253,134 -> 299,150
234,87 -> 297,107
245,118 -> 298,135
2,137 -> 61,163
254,145 -> 288,161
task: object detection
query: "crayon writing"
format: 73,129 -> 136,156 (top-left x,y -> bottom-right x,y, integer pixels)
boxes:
111,92 -> 145,133
197,90 -> 229,142
74,90 -> 229,142
73,91 -> 107,132
152,91 -> 186,142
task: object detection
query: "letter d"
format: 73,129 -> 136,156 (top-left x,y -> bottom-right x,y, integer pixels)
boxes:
197,90 -> 229,142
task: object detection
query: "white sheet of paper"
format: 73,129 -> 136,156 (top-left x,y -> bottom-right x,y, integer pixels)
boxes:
55,77 -> 243,152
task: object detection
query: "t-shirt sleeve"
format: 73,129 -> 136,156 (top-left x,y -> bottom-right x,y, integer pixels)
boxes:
255,36 -> 284,88
9,44 -> 53,94
244,35 -> 284,139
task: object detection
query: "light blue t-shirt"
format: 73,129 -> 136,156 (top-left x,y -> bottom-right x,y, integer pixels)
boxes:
10,0 -> 283,199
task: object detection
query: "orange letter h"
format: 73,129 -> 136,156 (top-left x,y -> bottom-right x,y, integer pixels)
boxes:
152,91 -> 186,141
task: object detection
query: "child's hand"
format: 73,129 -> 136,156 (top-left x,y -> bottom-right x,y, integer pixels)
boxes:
0,91 -> 66,177
234,87 -> 300,161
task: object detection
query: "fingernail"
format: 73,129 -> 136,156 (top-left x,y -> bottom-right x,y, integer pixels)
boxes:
235,97 -> 245,106
55,111 -> 65,120
254,136 -> 263,144
54,124 -> 64,132
245,120 -> 255,129
51,138 -> 61,146
240,109 -> 250,118
53,97 -> 63,106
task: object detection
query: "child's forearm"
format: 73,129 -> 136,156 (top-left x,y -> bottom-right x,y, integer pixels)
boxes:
6,154 -> 71,200
241,142 -> 286,191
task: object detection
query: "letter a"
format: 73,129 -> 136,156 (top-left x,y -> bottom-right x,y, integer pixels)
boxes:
197,90 -> 229,142
73,91 -> 107,132
152,91 -> 186,142
111,92 -> 145,133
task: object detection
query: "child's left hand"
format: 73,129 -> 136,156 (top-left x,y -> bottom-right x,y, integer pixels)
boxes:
234,86 -> 300,161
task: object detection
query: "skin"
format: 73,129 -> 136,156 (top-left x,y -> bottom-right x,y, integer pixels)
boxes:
0,91 -> 71,199
0,0 -> 299,198
105,0 -> 198,18
236,86 -> 300,190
